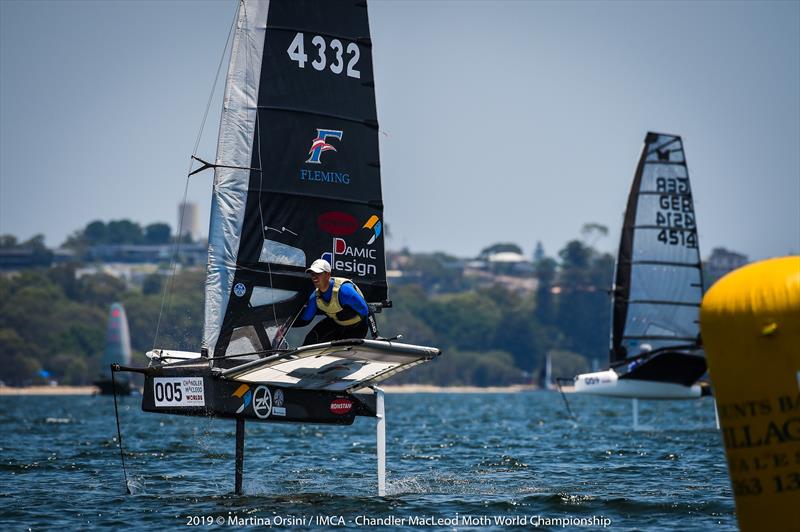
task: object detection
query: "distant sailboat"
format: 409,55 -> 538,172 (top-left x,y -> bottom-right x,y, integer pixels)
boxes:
540,352 -> 556,391
574,132 -> 709,401
115,0 -> 440,496
94,303 -> 133,395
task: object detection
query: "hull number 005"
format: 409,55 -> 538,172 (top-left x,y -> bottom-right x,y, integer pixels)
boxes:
153,377 -> 205,407
287,32 -> 361,79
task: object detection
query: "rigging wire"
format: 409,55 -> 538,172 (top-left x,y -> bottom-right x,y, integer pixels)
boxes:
555,378 -> 577,422
152,3 -> 239,350
192,2 -> 239,157
111,366 -> 132,494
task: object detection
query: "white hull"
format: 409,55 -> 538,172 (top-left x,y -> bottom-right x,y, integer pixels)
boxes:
573,370 -> 702,399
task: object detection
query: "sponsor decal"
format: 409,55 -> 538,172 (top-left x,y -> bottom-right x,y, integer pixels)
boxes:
232,384 -> 252,414
318,211 -> 359,236
626,360 -> 642,372
153,377 -> 205,407
330,397 -> 353,415
301,129 -> 349,184
362,215 -> 382,245
299,169 -> 350,184
305,129 -> 343,164
233,282 -> 246,298
330,237 -> 377,277
252,385 -> 273,419
272,389 -> 286,416
333,238 -> 376,258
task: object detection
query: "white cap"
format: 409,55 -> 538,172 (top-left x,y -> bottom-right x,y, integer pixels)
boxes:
306,258 -> 331,274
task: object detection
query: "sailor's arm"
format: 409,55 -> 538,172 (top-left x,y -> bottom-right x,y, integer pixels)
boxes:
292,292 -> 319,327
337,282 -> 369,321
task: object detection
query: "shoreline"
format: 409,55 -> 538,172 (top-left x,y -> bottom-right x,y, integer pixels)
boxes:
381,384 -> 538,393
0,384 -> 541,396
0,385 -> 100,396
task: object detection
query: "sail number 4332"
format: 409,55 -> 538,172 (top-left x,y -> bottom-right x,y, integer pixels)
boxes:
287,32 -> 361,79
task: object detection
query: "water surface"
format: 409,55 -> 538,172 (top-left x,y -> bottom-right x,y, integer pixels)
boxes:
0,392 -> 734,530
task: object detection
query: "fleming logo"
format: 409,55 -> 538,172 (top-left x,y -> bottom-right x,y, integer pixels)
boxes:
362,215 -> 382,245
306,129 -> 343,164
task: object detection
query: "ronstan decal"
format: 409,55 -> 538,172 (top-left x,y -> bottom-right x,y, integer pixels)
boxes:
330,398 -> 353,415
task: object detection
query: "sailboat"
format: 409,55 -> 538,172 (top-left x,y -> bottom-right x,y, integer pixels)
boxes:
94,303 -> 133,395
573,132 -> 709,401
115,0 -> 439,496
539,352 -> 556,391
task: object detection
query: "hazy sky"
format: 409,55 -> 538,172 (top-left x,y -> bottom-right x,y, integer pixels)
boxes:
1,0 -> 798,261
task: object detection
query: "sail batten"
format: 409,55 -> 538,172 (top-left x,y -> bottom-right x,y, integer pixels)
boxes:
623,335 -> 698,341
627,260 -> 700,268
636,191 -> 693,196
241,188 -> 383,206
632,225 -> 697,231
256,105 -> 379,127
610,132 -> 704,364
628,300 -> 700,306
264,25 -> 373,43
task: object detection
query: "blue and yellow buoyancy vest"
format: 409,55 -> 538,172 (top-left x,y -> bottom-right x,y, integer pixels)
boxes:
316,277 -> 365,326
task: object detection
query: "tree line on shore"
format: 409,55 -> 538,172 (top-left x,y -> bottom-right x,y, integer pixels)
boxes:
3,217 -> 623,385
0,219 -> 194,265
378,239 -> 612,385
0,238 -> 614,387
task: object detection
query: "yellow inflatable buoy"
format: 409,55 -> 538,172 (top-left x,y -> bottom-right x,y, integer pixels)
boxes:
701,256 -> 800,532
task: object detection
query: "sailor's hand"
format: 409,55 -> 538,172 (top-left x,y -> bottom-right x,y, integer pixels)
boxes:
272,323 -> 289,348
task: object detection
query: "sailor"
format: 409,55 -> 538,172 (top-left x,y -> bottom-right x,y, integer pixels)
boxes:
294,259 -> 369,345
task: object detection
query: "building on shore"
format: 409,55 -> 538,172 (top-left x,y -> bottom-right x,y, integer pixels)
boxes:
705,247 -> 749,287
178,202 -> 200,242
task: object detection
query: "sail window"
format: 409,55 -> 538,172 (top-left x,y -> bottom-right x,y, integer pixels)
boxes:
249,287 -> 297,307
643,323 -> 678,337
226,326 -> 263,358
259,239 -> 306,267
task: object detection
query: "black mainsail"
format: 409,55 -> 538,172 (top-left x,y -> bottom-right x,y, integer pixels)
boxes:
206,0 -> 387,359
574,132 -> 707,398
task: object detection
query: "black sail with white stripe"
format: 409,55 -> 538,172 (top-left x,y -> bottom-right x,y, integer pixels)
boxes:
204,0 -> 387,359
610,132 -> 704,367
